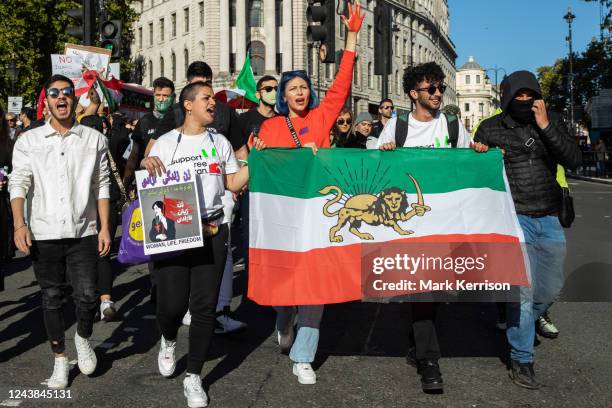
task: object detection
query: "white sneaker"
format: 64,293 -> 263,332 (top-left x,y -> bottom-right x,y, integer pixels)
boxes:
158,336 -> 177,377
292,362 -> 316,385
100,300 -> 116,322
46,356 -> 70,389
74,331 -> 97,375
215,313 -> 247,334
183,374 -> 208,408
182,310 -> 192,326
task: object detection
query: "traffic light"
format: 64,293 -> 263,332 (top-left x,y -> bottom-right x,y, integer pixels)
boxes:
374,2 -> 392,75
100,20 -> 122,59
66,0 -> 94,45
306,0 -> 335,63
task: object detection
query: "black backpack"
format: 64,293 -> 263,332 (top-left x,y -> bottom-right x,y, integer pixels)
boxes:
394,111 -> 459,148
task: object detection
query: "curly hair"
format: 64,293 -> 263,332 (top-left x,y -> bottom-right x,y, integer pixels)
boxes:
402,62 -> 445,100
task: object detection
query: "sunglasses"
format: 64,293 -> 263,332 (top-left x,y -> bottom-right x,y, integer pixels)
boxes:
416,84 -> 447,95
336,119 -> 352,126
47,87 -> 75,98
380,105 -> 394,110
258,86 -> 276,93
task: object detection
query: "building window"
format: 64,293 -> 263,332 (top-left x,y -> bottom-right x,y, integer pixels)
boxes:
476,74 -> 481,84
368,62 -> 373,88
276,53 -> 282,74
403,38 -> 408,64
184,49 -> 189,79
249,41 -> 265,75
198,41 -> 205,59
184,8 -> 190,33
230,53 -> 236,74
148,22 -> 153,46
138,27 -> 142,49
199,2 -> 204,27
171,52 -> 176,81
339,15 -> 345,39
465,118 -> 470,130
394,35 -> 399,55
479,102 -> 484,113
367,25 -> 373,48
465,75 -> 470,85
353,62 -> 358,86
159,18 -> 164,42
464,103 -> 470,112
160,56 -> 164,77
148,60 -> 153,85
171,13 -> 176,37
230,0 -> 236,26
249,0 -> 263,27
395,70 -> 401,95
276,0 -> 283,26
377,75 -> 381,91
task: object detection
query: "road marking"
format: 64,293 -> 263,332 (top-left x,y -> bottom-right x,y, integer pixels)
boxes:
0,400 -> 21,406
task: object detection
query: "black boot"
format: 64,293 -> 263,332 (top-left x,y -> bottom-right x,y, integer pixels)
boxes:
509,360 -> 540,390
417,359 -> 444,393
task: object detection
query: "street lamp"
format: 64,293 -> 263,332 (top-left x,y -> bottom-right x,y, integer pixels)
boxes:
485,66 -> 506,108
7,58 -> 19,95
564,7 -> 576,138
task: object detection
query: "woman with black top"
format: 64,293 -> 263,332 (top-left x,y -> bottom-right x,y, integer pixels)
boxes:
141,80 -> 263,408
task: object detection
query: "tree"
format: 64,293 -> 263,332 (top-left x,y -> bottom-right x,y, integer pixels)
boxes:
0,0 -> 139,107
537,38 -> 612,126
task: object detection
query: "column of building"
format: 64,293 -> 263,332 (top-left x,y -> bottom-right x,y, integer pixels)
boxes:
219,0 -> 230,76
263,0 -> 277,74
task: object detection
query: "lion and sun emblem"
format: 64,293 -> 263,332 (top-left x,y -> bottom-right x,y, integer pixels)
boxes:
319,160 -> 431,243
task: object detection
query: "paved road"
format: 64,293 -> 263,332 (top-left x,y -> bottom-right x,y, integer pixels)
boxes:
1,180 -> 611,407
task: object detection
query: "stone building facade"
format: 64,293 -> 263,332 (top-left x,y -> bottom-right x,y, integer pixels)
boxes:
130,0 -> 458,114
455,56 -> 500,132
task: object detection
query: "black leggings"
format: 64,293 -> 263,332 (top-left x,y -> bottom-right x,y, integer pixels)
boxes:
408,302 -> 440,361
154,224 -> 228,375
97,200 -> 119,297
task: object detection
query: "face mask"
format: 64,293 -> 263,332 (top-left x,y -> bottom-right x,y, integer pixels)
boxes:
155,94 -> 175,114
261,90 -> 277,106
509,98 -> 534,123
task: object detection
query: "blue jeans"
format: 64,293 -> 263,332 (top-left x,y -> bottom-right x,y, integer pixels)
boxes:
275,305 -> 324,363
506,215 -> 566,363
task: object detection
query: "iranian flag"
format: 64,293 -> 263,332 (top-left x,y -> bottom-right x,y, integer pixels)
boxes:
247,148 -> 530,306
215,51 -> 258,109
74,69 -> 123,112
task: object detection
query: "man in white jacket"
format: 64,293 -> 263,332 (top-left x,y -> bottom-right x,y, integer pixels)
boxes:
9,74 -> 111,389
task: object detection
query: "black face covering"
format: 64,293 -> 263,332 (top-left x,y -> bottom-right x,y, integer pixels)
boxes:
509,98 -> 535,124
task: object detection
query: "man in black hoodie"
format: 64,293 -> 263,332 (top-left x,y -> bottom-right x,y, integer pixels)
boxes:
474,71 -> 581,390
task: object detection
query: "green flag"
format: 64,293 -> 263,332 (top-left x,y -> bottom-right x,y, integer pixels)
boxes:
235,51 -> 259,103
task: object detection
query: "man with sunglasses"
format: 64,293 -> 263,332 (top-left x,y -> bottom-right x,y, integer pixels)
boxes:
233,75 -> 278,145
374,62 -> 481,394
9,74 -> 111,389
371,98 -> 394,140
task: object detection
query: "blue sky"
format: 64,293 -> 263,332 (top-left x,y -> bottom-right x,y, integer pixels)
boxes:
448,0 -> 603,81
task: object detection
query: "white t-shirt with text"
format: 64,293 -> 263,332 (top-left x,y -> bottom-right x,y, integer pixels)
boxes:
376,112 -> 472,148
149,129 -> 239,218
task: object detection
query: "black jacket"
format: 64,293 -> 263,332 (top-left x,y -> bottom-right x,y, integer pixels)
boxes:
474,71 -> 581,217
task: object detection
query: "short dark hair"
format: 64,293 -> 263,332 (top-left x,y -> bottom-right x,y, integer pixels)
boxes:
402,62 -> 445,100
152,77 -> 175,93
257,75 -> 277,90
20,107 -> 36,121
186,61 -> 213,82
152,201 -> 164,211
44,74 -> 74,91
378,98 -> 393,108
179,80 -> 214,116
